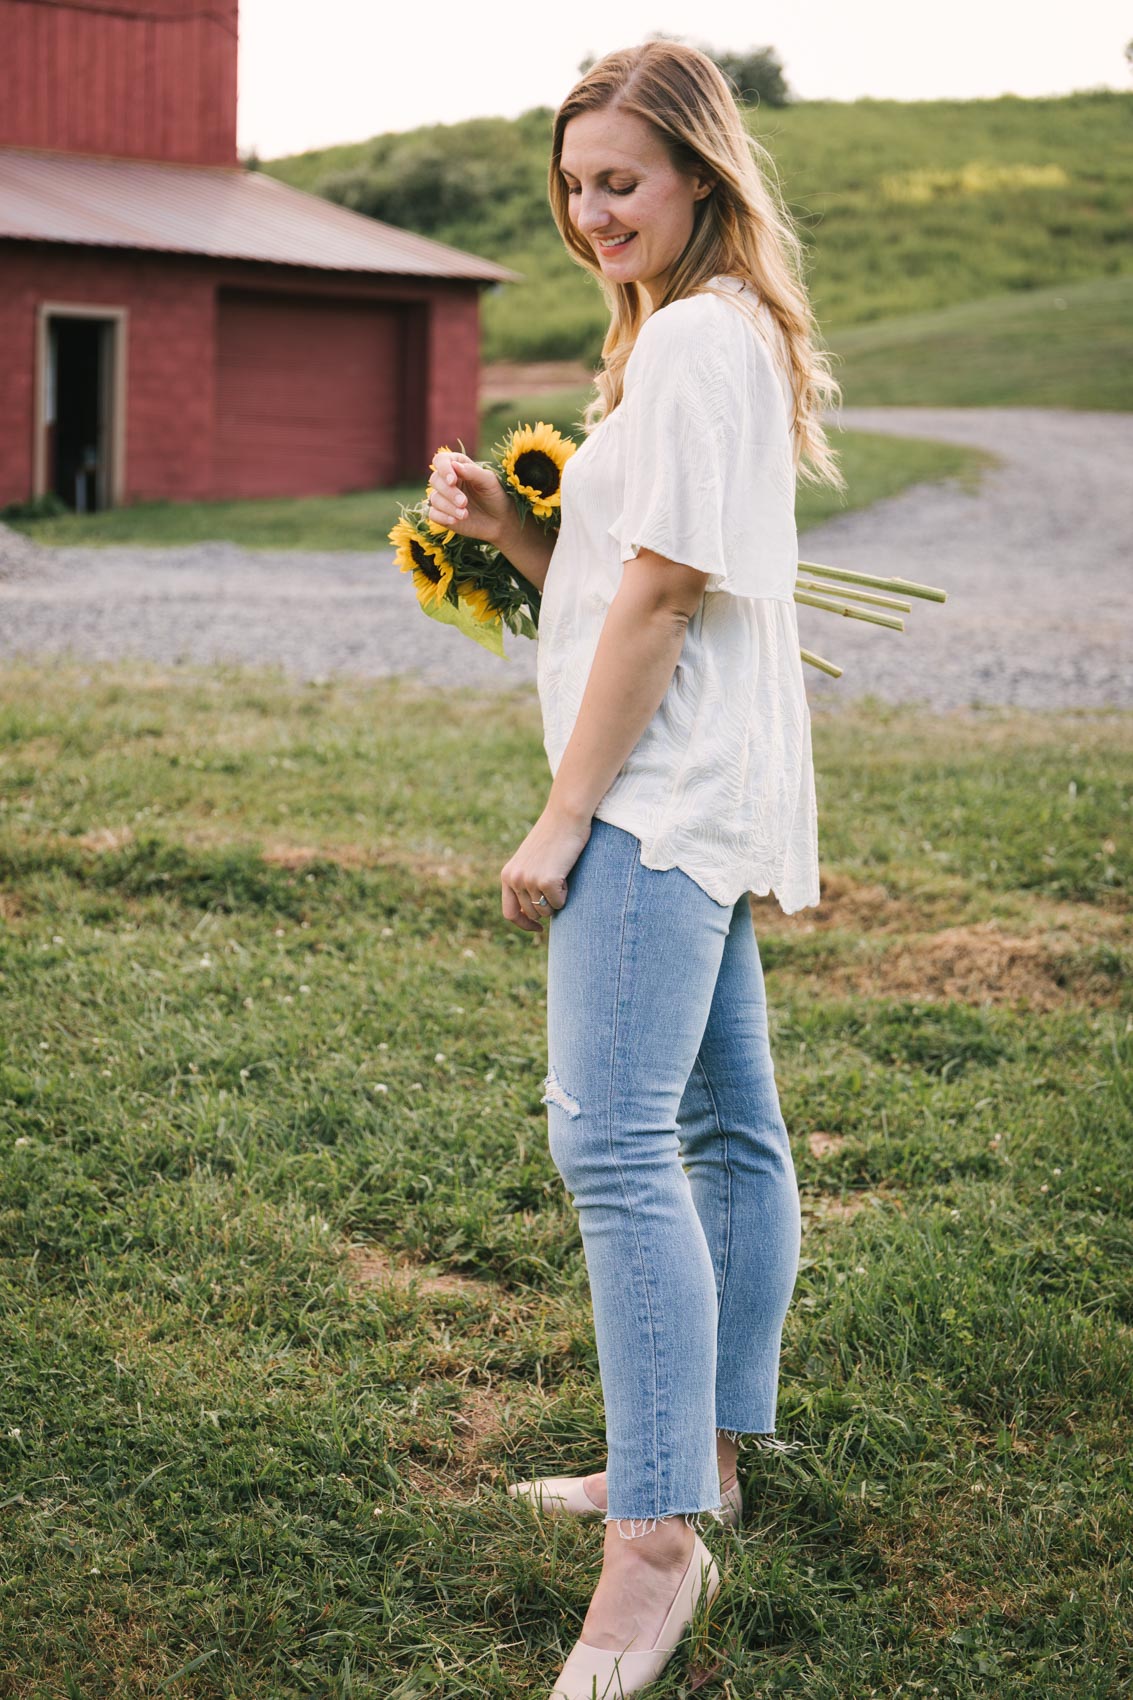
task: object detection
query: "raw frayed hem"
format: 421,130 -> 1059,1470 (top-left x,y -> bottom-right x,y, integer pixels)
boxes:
717,1428 -> 799,1453
603,1506 -> 723,1540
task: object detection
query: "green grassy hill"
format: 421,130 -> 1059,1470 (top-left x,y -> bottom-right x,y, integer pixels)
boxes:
263,90 -> 1133,384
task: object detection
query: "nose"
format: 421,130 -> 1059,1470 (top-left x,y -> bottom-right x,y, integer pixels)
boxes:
575,191 -> 618,236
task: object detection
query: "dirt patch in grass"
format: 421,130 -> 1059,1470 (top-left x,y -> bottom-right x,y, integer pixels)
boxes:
855,919 -> 1122,1009
755,871 -> 1128,1009
801,1186 -> 905,1224
820,920 -> 1125,1010
36,823 -> 479,887
753,868 -> 968,936
808,1132 -> 848,1159
341,1240 -> 494,1300
259,840 -> 477,883
340,1243 -> 541,1497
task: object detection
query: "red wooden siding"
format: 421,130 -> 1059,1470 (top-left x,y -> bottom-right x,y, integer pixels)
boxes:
0,0 -> 239,166
0,241 -> 217,504
213,290 -> 404,500
0,239 -> 486,509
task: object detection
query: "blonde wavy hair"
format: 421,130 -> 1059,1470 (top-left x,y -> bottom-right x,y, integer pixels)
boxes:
549,39 -> 845,491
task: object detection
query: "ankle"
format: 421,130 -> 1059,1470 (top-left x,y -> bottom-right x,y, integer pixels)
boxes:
603,1516 -> 696,1565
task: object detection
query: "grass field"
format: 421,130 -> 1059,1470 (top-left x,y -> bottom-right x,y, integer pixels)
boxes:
1,664 -> 1130,1696
2,428 -> 993,551
831,273 -> 1133,410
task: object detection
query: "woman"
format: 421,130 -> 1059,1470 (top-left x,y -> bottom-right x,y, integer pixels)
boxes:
427,39 -> 843,1700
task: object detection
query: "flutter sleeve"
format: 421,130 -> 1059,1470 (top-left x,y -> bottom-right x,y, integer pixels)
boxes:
607,294 -> 799,601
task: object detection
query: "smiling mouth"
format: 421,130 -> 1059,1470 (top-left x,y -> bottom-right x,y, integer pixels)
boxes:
596,232 -> 636,252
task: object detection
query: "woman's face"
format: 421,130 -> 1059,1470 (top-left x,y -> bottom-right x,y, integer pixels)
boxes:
559,106 -> 714,309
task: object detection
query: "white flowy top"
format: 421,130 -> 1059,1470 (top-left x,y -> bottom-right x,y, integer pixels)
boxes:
536,273 -> 821,914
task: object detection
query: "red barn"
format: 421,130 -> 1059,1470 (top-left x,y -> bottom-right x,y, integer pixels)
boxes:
0,0 -> 519,512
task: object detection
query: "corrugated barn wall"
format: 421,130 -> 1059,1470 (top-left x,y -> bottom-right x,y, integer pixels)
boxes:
0,0 -> 239,166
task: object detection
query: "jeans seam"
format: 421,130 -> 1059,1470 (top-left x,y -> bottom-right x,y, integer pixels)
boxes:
606,839 -> 662,1522
694,1053 -> 734,1316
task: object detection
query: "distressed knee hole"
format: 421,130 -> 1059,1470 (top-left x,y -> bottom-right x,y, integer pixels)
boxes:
541,1064 -> 581,1119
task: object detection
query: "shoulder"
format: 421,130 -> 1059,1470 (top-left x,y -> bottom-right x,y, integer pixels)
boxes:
626,287 -> 766,396
631,288 -> 740,359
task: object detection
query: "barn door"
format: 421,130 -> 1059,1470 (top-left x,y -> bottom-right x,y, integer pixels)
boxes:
35,304 -> 127,511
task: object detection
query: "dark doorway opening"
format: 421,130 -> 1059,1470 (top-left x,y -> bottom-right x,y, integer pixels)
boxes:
48,316 -> 116,512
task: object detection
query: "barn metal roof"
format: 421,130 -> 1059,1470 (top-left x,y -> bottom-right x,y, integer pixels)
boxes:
0,146 -> 522,284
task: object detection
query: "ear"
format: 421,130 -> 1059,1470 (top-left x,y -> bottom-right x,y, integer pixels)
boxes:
694,174 -> 717,201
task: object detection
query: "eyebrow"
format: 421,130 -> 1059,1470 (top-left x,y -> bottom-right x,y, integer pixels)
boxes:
559,164 -> 639,180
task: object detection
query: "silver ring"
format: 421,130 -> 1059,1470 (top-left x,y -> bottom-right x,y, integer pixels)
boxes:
536,894 -> 550,907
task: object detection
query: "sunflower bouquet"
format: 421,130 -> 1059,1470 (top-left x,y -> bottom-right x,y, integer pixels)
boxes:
388,421 -> 575,660
389,419 -> 946,675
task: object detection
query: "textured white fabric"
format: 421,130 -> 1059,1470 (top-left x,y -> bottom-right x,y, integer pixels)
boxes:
536,274 -> 821,914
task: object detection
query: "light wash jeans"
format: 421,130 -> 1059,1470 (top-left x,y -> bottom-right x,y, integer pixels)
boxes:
542,818 -> 801,1539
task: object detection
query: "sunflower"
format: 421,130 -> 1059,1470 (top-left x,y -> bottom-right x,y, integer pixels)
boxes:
388,515 -> 454,612
456,578 -> 503,628
498,420 -> 576,519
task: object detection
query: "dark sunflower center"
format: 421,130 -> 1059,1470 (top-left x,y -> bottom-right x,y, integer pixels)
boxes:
410,537 -> 442,580
515,449 -> 560,498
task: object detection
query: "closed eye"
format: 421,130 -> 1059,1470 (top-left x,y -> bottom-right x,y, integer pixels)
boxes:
565,184 -> 636,196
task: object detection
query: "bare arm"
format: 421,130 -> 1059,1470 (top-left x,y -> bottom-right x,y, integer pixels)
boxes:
545,553 -> 707,826
498,547 -> 709,931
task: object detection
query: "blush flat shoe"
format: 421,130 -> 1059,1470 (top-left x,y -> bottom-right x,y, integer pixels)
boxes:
508,1475 -> 606,1517
509,1473 -> 744,1530
546,1528 -> 721,1699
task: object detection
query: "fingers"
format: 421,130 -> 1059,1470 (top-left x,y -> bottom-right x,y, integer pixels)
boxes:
427,450 -> 470,528
501,881 -> 544,934
430,459 -> 469,516
501,875 -> 567,934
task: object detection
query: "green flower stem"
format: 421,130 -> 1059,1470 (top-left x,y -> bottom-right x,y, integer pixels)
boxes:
797,560 -> 948,602
794,589 -> 906,632
797,578 -> 913,613
799,646 -> 843,677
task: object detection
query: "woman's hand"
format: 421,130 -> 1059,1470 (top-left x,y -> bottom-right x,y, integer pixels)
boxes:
428,449 -> 515,549
501,805 -> 592,934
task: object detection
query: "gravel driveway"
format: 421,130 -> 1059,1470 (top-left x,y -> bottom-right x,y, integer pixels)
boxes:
2,406 -> 1130,712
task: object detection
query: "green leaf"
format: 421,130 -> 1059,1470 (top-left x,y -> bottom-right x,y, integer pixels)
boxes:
418,590 -> 508,659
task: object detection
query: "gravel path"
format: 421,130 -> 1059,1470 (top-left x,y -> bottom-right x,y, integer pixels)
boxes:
2,406 -> 1130,711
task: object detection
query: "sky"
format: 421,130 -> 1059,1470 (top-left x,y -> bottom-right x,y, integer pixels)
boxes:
236,0 -> 1131,159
